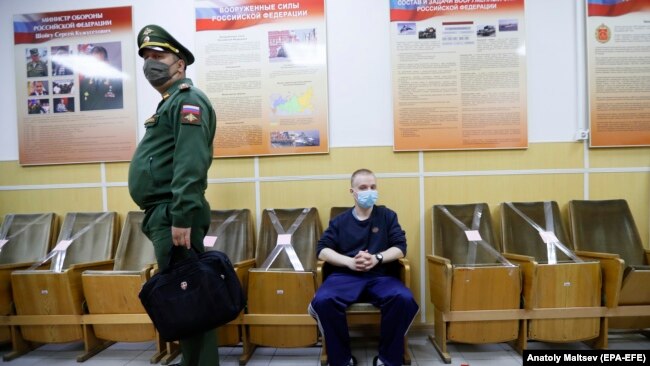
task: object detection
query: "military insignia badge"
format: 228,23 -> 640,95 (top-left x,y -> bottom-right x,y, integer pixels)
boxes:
596,24 -> 610,43
143,27 -> 153,36
181,104 -> 201,125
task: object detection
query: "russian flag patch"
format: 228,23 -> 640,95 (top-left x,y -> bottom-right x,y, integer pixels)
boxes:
181,104 -> 201,125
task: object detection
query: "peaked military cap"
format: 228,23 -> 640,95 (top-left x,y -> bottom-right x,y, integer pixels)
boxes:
30,48 -> 39,56
137,24 -> 194,65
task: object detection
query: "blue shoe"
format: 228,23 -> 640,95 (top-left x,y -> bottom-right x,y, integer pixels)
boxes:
372,355 -> 385,366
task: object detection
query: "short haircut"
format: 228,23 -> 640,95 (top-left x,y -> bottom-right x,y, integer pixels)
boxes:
350,168 -> 375,187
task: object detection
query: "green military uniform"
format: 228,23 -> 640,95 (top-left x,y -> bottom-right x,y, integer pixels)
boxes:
127,25 -> 218,366
27,49 -> 48,77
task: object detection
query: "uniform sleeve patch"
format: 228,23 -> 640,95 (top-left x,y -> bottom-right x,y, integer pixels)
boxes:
181,104 -> 201,125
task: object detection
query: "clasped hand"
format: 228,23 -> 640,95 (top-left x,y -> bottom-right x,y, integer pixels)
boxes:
350,250 -> 376,272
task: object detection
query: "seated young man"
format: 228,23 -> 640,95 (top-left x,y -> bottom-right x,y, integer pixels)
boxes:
309,168 -> 419,366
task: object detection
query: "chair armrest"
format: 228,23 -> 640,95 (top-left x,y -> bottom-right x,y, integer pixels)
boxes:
503,252 -> 536,309
397,258 -> 410,289
427,254 -> 452,312
0,261 -> 47,271
234,258 -> 256,270
316,260 -> 324,287
575,250 -> 624,308
574,250 -> 621,260
150,264 -> 159,277
68,259 -> 115,272
233,258 -> 256,291
502,252 -> 536,264
139,264 -> 155,281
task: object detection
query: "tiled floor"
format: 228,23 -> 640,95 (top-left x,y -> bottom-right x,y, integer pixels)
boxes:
1,331 -> 648,365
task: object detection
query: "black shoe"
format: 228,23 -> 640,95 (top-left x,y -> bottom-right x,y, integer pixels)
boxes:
347,355 -> 357,366
372,355 -> 385,366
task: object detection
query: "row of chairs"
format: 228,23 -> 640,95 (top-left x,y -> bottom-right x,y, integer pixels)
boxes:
429,200 -> 650,363
0,208 -> 337,365
0,200 -> 648,365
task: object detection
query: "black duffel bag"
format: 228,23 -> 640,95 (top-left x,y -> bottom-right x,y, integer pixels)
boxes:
139,249 -> 245,341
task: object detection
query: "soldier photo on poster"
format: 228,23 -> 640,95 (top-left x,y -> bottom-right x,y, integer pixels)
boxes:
51,45 -> 74,76
26,47 -> 48,77
78,41 -> 124,111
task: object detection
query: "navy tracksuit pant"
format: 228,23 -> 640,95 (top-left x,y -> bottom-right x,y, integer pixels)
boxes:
309,272 -> 419,366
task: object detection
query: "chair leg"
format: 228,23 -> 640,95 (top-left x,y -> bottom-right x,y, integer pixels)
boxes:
403,336 -> 411,365
2,325 -> 39,361
150,332 -> 167,364
76,324 -> 114,362
430,310 -> 451,364
510,318 -> 527,355
239,325 -> 256,366
585,317 -> 608,349
320,338 -> 328,366
161,341 -> 181,365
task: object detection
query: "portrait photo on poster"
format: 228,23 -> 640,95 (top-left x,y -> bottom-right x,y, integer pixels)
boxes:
77,41 -> 124,111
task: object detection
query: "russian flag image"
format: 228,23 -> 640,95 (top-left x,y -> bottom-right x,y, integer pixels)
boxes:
182,104 -> 200,115
588,0 -> 650,17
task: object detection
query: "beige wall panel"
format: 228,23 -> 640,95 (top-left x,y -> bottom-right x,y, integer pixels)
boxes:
0,161 -> 100,186
105,158 -> 256,182
259,178 -> 423,315
423,142 -> 583,172
421,173 -> 583,322
259,147 -> 419,177
210,157 -> 255,179
205,183 -> 256,211
589,147 -> 650,168
590,172 -> 650,248
0,188 -> 103,221
106,187 -> 140,217
105,162 -> 129,182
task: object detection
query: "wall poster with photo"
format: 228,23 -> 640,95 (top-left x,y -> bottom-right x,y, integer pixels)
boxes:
13,6 -> 137,165
390,0 -> 528,151
585,0 -> 650,147
195,0 -> 329,157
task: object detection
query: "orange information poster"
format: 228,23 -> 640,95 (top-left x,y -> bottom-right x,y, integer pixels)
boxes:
586,0 -> 650,147
390,0 -> 527,151
14,6 -> 137,165
195,0 -> 328,157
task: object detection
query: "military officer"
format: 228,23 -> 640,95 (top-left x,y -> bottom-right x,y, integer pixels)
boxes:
79,46 -> 123,111
127,25 -> 218,366
26,48 -> 48,77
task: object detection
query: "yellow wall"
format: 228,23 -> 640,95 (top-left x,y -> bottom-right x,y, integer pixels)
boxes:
1,141 -> 649,326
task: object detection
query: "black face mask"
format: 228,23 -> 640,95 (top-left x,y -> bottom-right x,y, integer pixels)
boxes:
143,59 -> 173,87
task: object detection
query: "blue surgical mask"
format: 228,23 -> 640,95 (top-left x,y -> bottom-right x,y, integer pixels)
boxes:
356,190 -> 378,209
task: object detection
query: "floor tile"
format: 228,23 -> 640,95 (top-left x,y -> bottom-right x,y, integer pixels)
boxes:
0,331 -> 648,365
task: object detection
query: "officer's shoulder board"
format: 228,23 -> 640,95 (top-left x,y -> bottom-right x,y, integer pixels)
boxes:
180,103 -> 201,125
144,114 -> 158,127
178,83 -> 192,92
